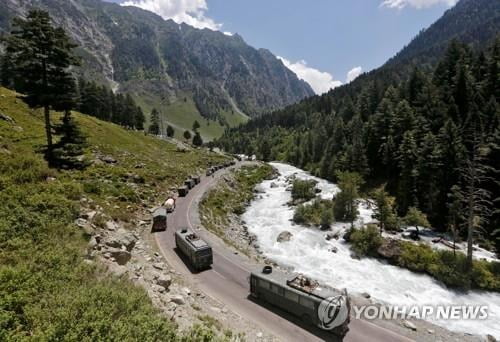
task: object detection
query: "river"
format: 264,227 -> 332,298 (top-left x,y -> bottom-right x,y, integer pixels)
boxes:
242,162 -> 500,339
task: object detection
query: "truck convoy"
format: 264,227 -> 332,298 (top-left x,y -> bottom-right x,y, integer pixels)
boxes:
175,228 -> 213,271
155,159 -> 352,335
250,266 -> 351,337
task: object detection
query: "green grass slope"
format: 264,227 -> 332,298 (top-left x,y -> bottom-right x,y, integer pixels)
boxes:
0,87 -> 228,341
134,91 -> 248,141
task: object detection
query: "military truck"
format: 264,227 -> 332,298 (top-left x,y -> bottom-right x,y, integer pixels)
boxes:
192,175 -> 201,184
250,266 -> 350,337
152,208 -> 167,232
175,228 -> 213,271
178,186 -> 188,197
206,168 -> 213,176
185,178 -> 195,189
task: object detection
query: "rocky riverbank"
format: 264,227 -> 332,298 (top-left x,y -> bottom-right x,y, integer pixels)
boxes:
199,164 -> 276,260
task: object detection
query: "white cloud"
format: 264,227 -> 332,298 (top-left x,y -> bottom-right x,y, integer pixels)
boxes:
121,0 -> 222,30
380,0 -> 458,9
346,66 -> 363,83
278,57 -> 342,95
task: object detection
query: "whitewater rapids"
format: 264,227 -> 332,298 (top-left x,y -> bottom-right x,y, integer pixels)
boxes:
242,162 -> 500,339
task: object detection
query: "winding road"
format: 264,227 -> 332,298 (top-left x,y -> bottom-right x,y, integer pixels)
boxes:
155,163 -> 413,342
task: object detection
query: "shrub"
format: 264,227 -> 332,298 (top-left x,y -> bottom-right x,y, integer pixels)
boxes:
293,199 -> 333,228
471,260 -> 500,292
398,242 -> 436,273
291,179 -> 317,202
429,250 -> 469,288
350,225 -> 383,257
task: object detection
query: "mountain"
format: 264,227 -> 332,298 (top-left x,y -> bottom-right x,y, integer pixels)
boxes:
0,0 -> 314,139
385,0 -> 500,69
216,0 -> 500,248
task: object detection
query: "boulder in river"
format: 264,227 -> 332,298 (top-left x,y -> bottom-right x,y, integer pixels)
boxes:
325,232 -> 340,241
377,238 -> 402,261
270,182 -> 279,188
277,231 -> 293,243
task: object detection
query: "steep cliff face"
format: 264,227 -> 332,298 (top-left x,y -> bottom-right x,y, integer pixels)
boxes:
0,0 -> 314,122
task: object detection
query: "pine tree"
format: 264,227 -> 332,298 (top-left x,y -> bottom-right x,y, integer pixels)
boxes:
5,10 -> 79,163
134,106 -> 145,131
333,171 -> 363,227
458,122 -> 493,289
372,188 -> 399,234
192,131 -> 203,146
183,130 -> 192,141
192,120 -> 201,132
53,112 -> 89,169
149,109 -> 160,135
166,125 -> 175,137
397,131 -> 419,213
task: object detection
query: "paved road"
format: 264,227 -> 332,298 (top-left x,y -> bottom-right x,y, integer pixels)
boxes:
155,163 -> 413,342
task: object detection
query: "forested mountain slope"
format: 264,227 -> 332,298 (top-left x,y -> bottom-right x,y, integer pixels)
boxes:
0,0 -> 313,138
218,0 -> 500,251
386,0 -> 500,69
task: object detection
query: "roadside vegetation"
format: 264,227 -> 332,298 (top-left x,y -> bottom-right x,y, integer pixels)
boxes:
200,164 -> 274,254
0,89 -> 228,340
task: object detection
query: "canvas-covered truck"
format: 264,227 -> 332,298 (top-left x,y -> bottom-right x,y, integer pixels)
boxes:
191,175 -> 201,185
250,267 -> 351,337
178,186 -> 188,197
175,228 -> 213,271
152,207 -> 167,232
185,178 -> 195,189
164,198 -> 176,213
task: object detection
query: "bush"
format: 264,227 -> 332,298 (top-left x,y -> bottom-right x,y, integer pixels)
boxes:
471,260 -> 500,292
293,199 -> 333,228
428,250 -> 469,288
350,225 -> 383,257
333,190 -> 359,222
291,179 -> 317,202
398,243 -> 436,273
394,242 -> 500,291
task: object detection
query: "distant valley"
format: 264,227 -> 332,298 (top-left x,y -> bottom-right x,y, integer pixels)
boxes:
0,0 -> 314,139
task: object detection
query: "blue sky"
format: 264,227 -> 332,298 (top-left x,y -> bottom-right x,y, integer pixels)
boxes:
109,0 -> 458,93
